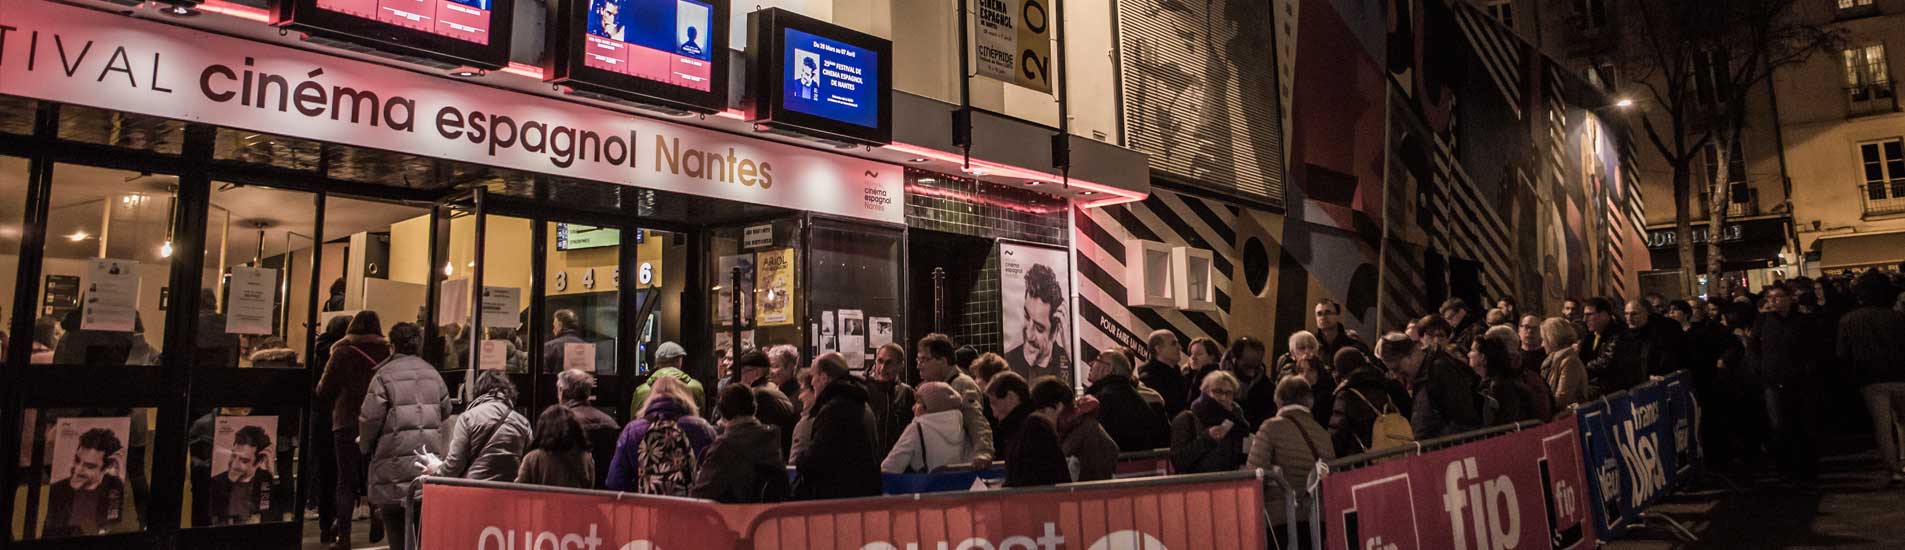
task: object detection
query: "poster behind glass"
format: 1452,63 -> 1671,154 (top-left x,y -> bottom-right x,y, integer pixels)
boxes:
1000,242 -> 1073,386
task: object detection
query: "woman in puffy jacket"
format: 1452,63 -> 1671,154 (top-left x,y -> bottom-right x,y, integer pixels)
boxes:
438,369 -> 532,481
1170,370 -> 1253,474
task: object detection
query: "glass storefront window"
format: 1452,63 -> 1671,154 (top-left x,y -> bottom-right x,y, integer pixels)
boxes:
10,407 -> 158,540
213,129 -> 321,173
33,164 -> 179,367
57,105 -> 183,155
316,194 -> 432,360
441,212 -> 533,373
1,156 -> 25,364
544,221 -> 622,376
0,95 -> 34,135
183,407 -> 299,527
707,218 -> 803,362
808,219 -> 904,374
197,183 -> 320,369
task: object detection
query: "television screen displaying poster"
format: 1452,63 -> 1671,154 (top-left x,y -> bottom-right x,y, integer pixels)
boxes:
275,0 -> 515,69
748,8 -> 892,145
1000,241 -> 1072,386
755,248 -> 795,326
40,416 -> 137,538
547,0 -> 729,112
208,416 -> 281,526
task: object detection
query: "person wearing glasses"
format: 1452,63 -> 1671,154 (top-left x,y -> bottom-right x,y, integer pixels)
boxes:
1169,371 -> 1252,474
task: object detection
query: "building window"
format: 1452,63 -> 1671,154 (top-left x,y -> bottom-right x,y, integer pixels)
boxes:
1844,44 -> 1893,102
1838,0 -> 1874,10
1575,0 -> 1607,29
1485,0 -> 1514,28
1693,50 -> 1732,107
1703,140 -> 1747,186
1861,138 -> 1905,198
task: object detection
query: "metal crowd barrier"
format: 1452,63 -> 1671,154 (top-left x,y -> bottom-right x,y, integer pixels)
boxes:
1114,448 -> 1173,478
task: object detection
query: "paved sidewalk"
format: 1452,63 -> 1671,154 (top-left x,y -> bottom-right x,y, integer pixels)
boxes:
1606,440 -> 1905,549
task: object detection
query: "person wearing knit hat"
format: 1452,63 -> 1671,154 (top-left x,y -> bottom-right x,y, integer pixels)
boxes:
880,382 -> 975,473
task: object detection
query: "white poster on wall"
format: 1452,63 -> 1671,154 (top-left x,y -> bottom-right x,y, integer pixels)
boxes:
439,278 -> 471,325
838,309 -> 866,370
81,259 -> 139,332
0,0 -> 904,225
480,287 -> 521,329
1000,242 -> 1073,386
820,311 -> 837,353
870,316 -> 894,350
226,266 -> 278,335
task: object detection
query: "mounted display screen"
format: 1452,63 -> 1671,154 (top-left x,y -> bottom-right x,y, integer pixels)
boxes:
547,0 -> 729,113
555,223 -> 621,250
748,8 -> 891,146
275,0 -> 514,69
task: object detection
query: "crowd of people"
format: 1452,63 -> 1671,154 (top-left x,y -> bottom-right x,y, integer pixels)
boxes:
299,266 -> 1905,550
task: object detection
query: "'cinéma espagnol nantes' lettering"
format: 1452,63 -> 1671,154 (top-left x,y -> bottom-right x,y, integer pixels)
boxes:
0,25 -> 773,188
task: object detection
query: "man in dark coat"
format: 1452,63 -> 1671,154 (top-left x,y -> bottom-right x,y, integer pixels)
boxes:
1624,300 -> 1685,378
542,309 -> 590,370
1315,299 -> 1368,359
1581,298 -> 1643,397
1379,334 -> 1481,439
733,350 -> 799,456
1083,348 -> 1171,452
791,353 -> 881,500
557,368 -> 622,486
1139,329 -> 1191,417
1839,273 -> 1905,485
692,384 -> 789,503
1441,298 -> 1483,355
1749,286 -> 1820,482
865,343 -> 917,457
1228,337 -> 1278,427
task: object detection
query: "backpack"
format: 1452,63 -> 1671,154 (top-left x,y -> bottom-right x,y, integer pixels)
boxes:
1344,388 -> 1415,452
635,418 -> 697,496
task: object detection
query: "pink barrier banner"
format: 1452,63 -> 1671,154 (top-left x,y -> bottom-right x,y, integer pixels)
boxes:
419,473 -> 1262,550
1319,418 -> 1597,550
419,482 -> 745,550
746,475 -> 1264,550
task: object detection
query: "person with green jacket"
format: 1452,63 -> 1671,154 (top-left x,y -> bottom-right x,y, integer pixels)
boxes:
632,342 -> 705,413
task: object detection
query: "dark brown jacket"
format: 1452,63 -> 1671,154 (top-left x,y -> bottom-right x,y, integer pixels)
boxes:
515,449 -> 595,490
315,334 -> 390,430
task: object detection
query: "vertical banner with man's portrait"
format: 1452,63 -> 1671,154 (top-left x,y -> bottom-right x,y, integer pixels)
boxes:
1000,241 -> 1072,386
40,416 -> 135,538
209,416 -> 281,526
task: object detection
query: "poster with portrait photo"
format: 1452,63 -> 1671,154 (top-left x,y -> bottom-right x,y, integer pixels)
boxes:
1000,241 -> 1073,386
40,416 -> 135,538
208,416 -> 280,525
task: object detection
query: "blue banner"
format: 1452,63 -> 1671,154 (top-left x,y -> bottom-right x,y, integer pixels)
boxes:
1574,372 -> 1701,541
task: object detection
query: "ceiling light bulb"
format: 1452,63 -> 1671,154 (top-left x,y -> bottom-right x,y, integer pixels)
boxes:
160,241 -> 174,258
443,262 -> 454,276
67,231 -> 89,242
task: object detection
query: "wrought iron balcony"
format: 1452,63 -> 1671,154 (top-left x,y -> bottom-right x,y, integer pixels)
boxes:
1862,182 -> 1905,218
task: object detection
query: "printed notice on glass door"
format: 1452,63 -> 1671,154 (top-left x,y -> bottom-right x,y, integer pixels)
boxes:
81,259 -> 140,332
480,286 -> 521,329
755,248 -> 795,326
226,267 -> 279,335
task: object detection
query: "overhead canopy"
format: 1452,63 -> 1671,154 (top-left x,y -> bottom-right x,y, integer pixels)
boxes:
1815,231 -> 1905,271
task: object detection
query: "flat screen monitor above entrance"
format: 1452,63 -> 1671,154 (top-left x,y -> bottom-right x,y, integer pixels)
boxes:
748,8 -> 891,147
546,0 -> 730,113
274,0 -> 515,69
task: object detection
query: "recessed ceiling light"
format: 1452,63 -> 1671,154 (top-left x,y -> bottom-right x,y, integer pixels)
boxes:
66,231 -> 90,242
449,69 -> 482,77
162,4 -> 201,17
1080,191 -> 1096,196
1026,181 -> 1044,186
917,177 -> 938,184
906,158 -> 929,163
